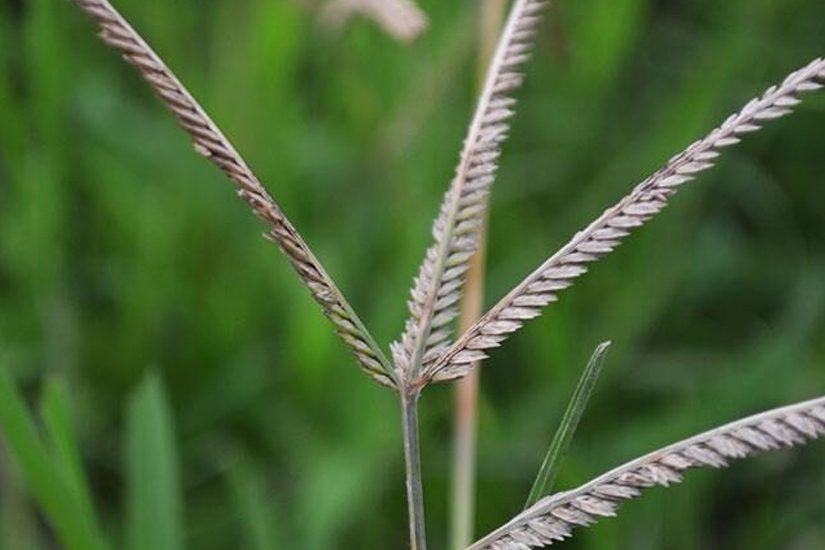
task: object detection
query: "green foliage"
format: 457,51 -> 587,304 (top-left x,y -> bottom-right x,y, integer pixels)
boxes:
40,377 -> 102,542
125,374 -> 183,550
0,370 -> 107,550
226,459 -> 281,550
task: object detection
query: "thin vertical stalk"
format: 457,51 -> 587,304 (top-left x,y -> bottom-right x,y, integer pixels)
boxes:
401,391 -> 427,550
448,223 -> 486,550
524,342 -> 611,508
449,2 -> 506,549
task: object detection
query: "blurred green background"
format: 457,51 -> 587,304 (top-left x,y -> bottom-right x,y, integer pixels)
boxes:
1,0 -> 824,548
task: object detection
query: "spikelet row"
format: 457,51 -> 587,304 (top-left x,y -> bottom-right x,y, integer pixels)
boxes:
74,0 -> 395,387
469,395 -> 825,549
430,57 -> 825,383
394,0 -> 549,380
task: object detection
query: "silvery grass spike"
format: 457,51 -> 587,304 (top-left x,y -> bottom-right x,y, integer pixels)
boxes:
428,57 -> 825,384
71,0 -> 396,389
393,0 -> 549,385
321,0 -> 429,43
469,394 -> 825,549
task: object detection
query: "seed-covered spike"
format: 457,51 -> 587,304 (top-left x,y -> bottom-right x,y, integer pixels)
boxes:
394,0 -> 550,380
468,395 -> 825,549
71,0 -> 397,388
428,57 -> 825,384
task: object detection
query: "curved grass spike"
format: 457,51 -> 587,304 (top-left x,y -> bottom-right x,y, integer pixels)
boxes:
393,0 -> 549,382
71,0 -> 396,389
429,57 -> 825,383
467,394 -> 825,549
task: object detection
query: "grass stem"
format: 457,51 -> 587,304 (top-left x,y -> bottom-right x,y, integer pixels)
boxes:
448,2 -> 507,549
401,391 -> 427,550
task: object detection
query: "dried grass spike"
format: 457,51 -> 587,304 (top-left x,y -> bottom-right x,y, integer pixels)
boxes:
430,57 -> 825,383
468,395 -> 825,549
72,0 -> 396,388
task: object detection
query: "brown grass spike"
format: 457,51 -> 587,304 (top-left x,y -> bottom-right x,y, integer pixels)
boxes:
72,0 -> 396,388
393,0 -> 549,383
430,57 -> 825,383
469,395 -> 825,549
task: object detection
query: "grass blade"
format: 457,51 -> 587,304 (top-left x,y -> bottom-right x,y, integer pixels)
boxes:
524,341 -> 611,508
125,373 -> 183,550
226,459 -> 280,550
0,368 -> 107,549
40,376 -> 101,535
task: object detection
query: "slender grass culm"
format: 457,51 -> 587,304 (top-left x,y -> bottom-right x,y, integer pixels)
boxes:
8,0 -> 815,548
449,3 -> 506,549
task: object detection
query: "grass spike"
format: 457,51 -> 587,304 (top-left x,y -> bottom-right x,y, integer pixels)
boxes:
430,57 -> 825,383
469,394 -> 825,549
393,0 -> 549,381
71,0 -> 396,389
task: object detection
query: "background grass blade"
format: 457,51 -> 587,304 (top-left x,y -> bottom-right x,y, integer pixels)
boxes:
40,376 -> 102,537
524,341 -> 611,508
125,373 -> 183,550
226,459 -> 280,550
0,369 -> 107,550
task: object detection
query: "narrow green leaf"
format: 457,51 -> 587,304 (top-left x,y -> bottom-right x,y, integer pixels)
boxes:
125,373 -> 183,550
524,341 -> 612,509
40,376 -> 101,538
226,459 -> 279,550
0,368 -> 107,549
